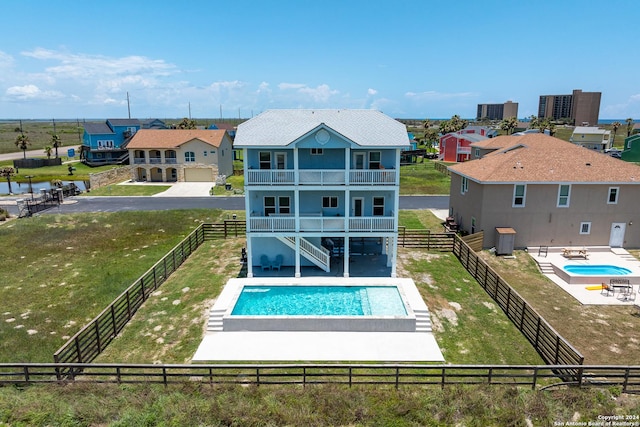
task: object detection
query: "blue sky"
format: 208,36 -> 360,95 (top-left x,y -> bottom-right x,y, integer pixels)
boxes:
1,0 -> 639,120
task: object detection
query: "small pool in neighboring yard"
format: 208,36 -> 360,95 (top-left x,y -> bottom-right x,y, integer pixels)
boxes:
563,265 -> 631,276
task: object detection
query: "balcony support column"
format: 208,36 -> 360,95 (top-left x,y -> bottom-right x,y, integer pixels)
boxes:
294,236 -> 301,278
246,236 -> 254,278
343,235 -> 350,278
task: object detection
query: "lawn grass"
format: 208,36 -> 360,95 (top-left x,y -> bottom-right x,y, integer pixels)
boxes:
0,120 -> 84,155
399,161 -> 450,195
0,209 -> 224,362
82,184 -> 171,196
211,174 -> 244,196
0,159 -> 118,183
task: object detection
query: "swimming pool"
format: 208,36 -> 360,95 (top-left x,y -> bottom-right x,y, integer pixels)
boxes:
231,285 -> 407,316
563,265 -> 631,276
220,281 -> 419,332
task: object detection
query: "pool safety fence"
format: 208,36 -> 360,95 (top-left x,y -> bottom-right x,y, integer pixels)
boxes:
0,363 -> 638,393
452,235 -> 585,369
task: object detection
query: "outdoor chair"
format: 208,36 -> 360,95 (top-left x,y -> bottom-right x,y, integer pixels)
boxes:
260,255 -> 271,271
600,283 -> 614,296
271,254 -> 283,271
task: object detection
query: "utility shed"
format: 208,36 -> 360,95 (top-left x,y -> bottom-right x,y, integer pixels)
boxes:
495,227 -> 516,255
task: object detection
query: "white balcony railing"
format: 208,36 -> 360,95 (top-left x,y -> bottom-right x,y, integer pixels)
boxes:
349,170 -> 396,185
133,157 -> 146,164
248,216 -> 394,232
149,158 -> 162,164
246,169 -> 397,185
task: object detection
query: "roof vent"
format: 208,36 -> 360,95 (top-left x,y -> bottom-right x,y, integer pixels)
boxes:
586,162 -> 591,166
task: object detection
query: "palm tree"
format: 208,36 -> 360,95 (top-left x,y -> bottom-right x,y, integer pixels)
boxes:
528,115 -> 540,131
0,167 -> 15,195
15,134 -> 30,159
611,121 -> 621,146
500,116 -> 518,135
44,145 -> 53,159
51,133 -> 62,158
626,118 -> 634,137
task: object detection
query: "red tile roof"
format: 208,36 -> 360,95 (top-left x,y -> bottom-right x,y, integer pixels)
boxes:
449,133 -> 640,183
126,129 -> 228,149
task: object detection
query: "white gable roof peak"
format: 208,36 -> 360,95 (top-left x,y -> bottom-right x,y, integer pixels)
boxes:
234,109 -> 410,148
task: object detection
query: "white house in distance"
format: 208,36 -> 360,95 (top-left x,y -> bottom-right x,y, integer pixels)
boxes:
570,126 -> 611,152
125,129 -> 233,182
234,109 -> 410,278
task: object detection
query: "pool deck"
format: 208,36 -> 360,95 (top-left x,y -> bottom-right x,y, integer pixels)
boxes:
528,246 -> 640,305
193,277 -> 445,362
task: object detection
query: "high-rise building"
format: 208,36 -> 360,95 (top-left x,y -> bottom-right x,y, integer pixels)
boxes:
538,89 -> 601,126
476,101 -> 518,121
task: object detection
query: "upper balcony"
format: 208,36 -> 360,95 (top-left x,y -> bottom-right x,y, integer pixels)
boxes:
246,169 -> 397,186
248,215 -> 395,233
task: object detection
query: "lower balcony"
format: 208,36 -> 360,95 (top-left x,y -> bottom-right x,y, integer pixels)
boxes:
248,215 -> 395,232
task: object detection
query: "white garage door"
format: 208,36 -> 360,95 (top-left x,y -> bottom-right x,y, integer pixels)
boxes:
184,168 -> 213,182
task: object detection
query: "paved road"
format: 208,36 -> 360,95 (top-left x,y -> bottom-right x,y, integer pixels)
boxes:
1,195 -> 448,216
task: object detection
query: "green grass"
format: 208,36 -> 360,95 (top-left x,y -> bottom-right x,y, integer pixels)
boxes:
211,174 -> 244,195
399,161 -> 450,195
83,184 -> 171,196
0,159 -> 119,183
0,120 -> 84,155
0,209 -> 225,362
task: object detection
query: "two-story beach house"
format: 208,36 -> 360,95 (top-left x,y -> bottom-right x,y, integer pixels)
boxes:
570,126 -> 611,152
234,109 -> 410,278
448,133 -> 640,249
81,119 -> 142,166
125,129 -> 233,182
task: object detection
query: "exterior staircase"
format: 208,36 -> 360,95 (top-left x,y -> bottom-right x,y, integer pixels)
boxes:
537,261 -> 555,275
206,307 -> 226,332
277,236 -> 330,272
413,308 -> 432,333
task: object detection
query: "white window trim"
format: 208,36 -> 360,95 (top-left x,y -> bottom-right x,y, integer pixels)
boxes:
372,196 -> 385,216
311,148 -> 323,155
512,184 -> 526,208
580,222 -> 591,235
557,184 -> 571,208
259,151 -> 271,169
474,148 -> 480,158
461,176 -> 468,194
607,187 -> 619,204
184,151 -> 195,162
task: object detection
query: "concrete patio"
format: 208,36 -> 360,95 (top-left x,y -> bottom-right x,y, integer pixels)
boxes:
528,246 -> 640,305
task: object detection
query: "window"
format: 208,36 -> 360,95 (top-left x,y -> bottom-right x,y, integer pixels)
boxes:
513,184 -> 526,207
474,148 -> 480,158
259,152 -> 271,169
580,222 -> 591,235
461,177 -> 468,194
185,151 -> 195,162
275,152 -> 286,170
557,184 -> 571,207
264,196 -> 276,216
373,197 -> 385,216
264,196 -> 290,215
278,197 -> 290,214
322,196 -> 338,208
608,187 -> 619,204
203,151 -> 207,156
311,148 -> 324,155
369,152 -> 381,169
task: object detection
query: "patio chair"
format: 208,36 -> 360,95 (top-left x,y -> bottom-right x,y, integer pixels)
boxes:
600,283 -> 614,296
260,255 -> 271,271
271,254 -> 283,271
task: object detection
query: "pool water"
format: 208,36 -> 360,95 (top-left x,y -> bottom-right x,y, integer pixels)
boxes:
231,285 -> 407,316
563,265 -> 631,276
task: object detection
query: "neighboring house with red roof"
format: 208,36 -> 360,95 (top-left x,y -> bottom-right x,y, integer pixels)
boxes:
448,134 -> 640,249
125,129 -> 233,182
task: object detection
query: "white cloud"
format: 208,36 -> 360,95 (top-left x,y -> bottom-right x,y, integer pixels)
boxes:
5,84 -> 64,101
278,83 -> 306,90
405,90 -> 477,100
367,88 -> 377,96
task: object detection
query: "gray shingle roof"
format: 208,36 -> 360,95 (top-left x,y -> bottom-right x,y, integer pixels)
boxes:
234,109 -> 410,148
83,122 -> 114,134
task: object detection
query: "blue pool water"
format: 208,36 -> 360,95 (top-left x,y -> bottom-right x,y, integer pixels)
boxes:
231,285 -> 407,316
563,265 -> 631,276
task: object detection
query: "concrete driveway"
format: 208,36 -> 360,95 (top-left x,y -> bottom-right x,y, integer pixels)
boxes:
151,182 -> 214,197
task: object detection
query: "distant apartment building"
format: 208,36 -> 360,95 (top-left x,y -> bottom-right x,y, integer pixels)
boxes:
476,100 -> 518,120
538,89 -> 601,126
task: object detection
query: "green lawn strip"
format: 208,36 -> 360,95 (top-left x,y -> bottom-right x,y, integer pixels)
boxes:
477,250 -> 640,365
0,210 -> 224,362
0,382 -> 635,426
398,249 -> 544,365
83,185 -> 171,196
399,161 -> 450,195
0,160 -> 119,182
211,174 -> 244,196
95,238 -> 245,364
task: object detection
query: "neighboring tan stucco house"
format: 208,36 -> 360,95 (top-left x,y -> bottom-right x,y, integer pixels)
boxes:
125,129 -> 233,182
570,126 -> 611,151
448,134 -> 640,249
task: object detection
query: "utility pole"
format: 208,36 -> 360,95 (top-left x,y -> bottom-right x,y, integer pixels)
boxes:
188,102 -> 191,119
127,92 -> 131,119
52,118 -> 56,135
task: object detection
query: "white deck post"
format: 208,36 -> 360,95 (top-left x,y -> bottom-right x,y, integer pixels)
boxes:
246,235 -> 253,278
295,236 -> 301,277
343,236 -> 350,277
